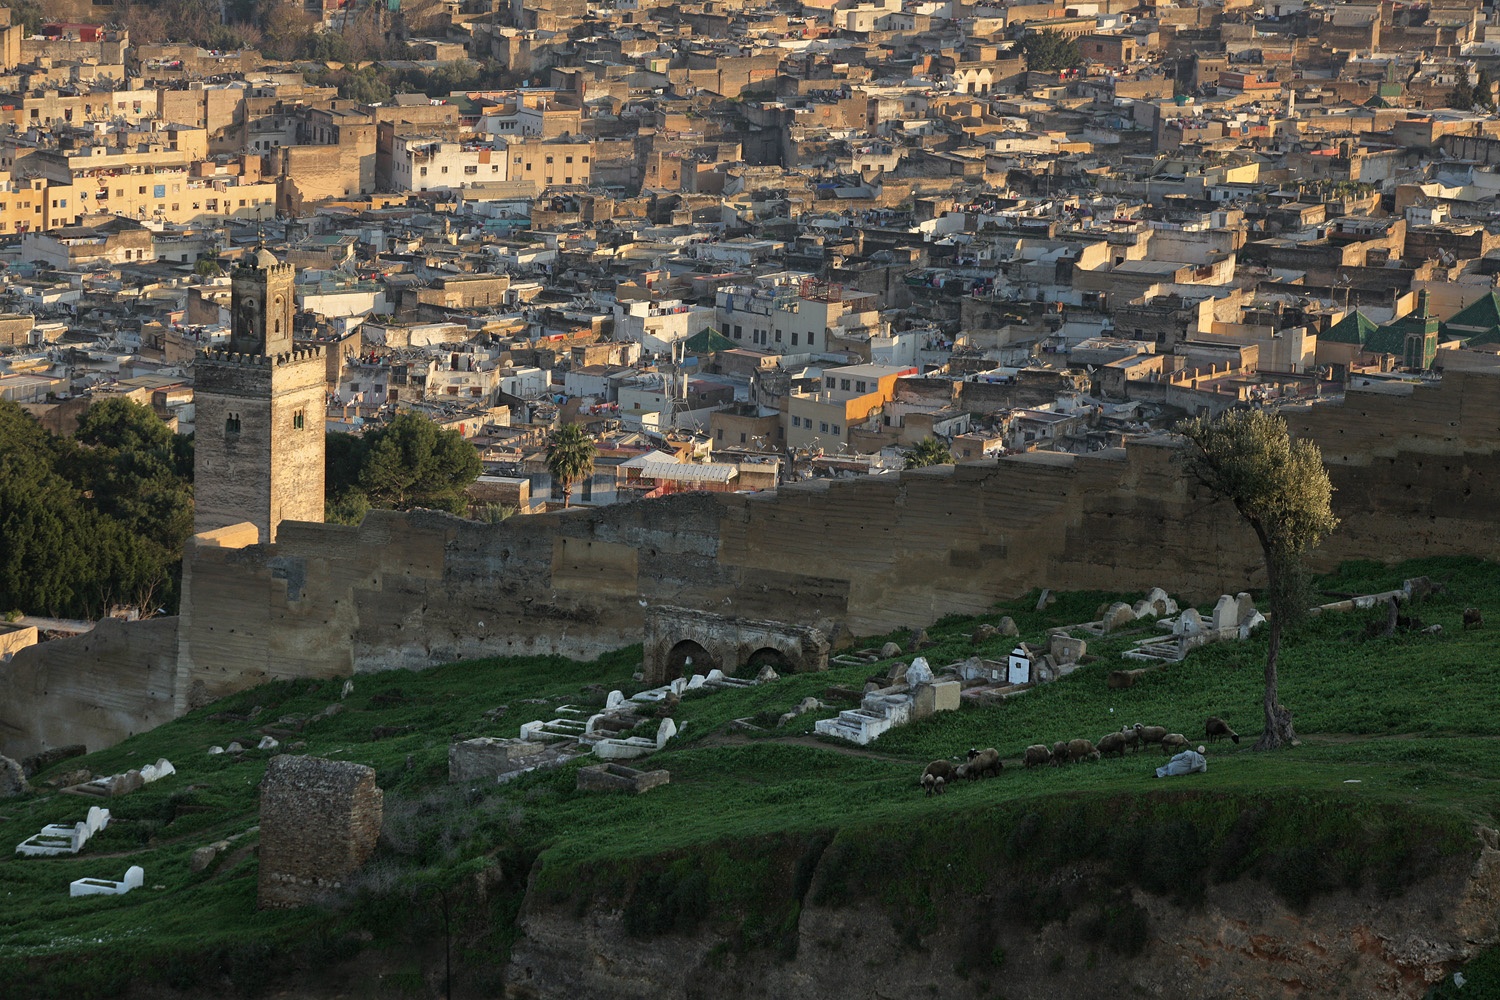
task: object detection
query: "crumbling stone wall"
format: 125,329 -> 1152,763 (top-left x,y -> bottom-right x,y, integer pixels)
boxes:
257,755 -> 383,909
0,617 -> 178,758
18,372 -> 1500,757
641,606 -> 832,685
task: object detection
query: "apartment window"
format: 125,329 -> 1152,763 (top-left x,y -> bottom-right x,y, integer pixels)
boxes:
441,165 -> 449,173
716,428 -> 724,440
565,156 -> 573,164
171,204 -> 179,212
514,155 -> 522,163
832,424 -> 841,435
464,165 -> 477,175
739,433 -> 746,443
825,377 -> 835,389
293,409 -> 305,430
545,156 -> 554,164
791,332 -> 798,346
775,328 -> 782,343
138,186 -> 146,195
491,165 -> 499,172
582,155 -> 589,163
820,422 -> 829,433
856,380 -> 867,392
792,416 -> 801,427
564,177 -> 572,184
225,412 -> 241,434
420,166 -> 428,177
840,379 -> 850,391
239,199 -> 246,207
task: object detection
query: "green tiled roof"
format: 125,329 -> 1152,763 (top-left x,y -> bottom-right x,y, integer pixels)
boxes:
684,328 -> 737,353
1442,291 -> 1500,337
1322,310 -> 1379,345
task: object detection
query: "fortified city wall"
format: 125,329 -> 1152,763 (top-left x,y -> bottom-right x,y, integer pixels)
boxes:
6,372 -> 1500,756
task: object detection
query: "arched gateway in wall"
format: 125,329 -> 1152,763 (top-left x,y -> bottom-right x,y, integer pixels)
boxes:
641,606 -> 832,685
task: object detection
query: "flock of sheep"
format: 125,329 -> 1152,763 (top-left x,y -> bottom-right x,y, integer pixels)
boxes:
919,717 -> 1240,796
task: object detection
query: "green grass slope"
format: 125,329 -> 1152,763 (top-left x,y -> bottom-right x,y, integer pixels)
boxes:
3,557 -> 1500,997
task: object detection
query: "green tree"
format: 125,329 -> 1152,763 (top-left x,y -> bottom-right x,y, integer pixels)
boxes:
1020,29 -> 1082,73
903,436 -> 953,469
0,403 -> 96,616
326,413 -> 481,519
1476,69 -> 1493,109
194,254 -> 222,279
325,430 -> 371,524
64,399 -> 195,613
0,1 -> 45,34
1178,409 -> 1339,751
546,423 -> 596,508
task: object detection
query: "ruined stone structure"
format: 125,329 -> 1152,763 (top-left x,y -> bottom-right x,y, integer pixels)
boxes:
257,755 -> 383,909
641,606 -> 832,685
193,248 -> 325,544
13,372 -> 1500,757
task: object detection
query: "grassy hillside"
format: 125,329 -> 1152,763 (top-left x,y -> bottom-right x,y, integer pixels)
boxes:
3,556 -> 1500,997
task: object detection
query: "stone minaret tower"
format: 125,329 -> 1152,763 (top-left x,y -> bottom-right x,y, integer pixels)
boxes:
193,248 -> 325,544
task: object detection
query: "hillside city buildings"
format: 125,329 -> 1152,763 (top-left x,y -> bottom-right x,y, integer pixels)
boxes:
7,0 -> 1500,523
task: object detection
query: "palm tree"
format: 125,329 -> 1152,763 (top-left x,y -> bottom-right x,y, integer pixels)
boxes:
546,422 -> 596,507
903,436 -> 952,469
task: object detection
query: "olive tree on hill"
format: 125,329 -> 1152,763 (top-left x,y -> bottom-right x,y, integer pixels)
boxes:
1178,409 -> 1338,750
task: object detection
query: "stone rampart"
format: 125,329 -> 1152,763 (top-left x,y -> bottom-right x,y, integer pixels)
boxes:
12,371 -> 1500,756
0,617 -> 179,758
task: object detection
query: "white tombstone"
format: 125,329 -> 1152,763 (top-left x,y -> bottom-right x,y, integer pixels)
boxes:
86,807 -> 109,836
905,657 -> 934,687
207,746 -> 224,755
1239,611 -> 1267,638
1007,647 -> 1031,685
341,679 -> 355,699
69,865 -> 144,898
669,677 -> 687,696
1145,587 -> 1177,616
686,673 -> 707,690
257,736 -> 278,751
140,759 -> 176,783
518,721 -> 546,742
705,669 -> 726,684
1174,608 -> 1204,636
605,690 -> 626,710
655,718 -> 677,748
1211,595 -> 1239,632
585,714 -> 607,739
